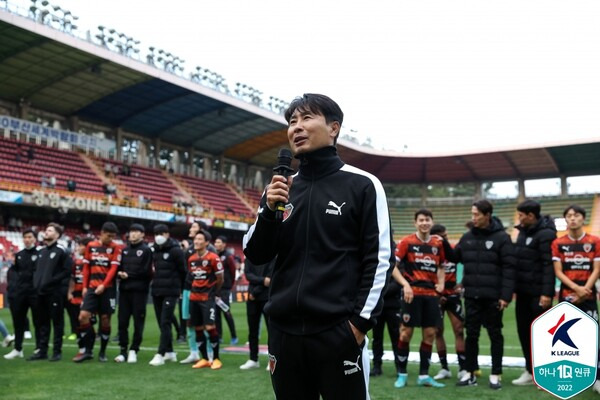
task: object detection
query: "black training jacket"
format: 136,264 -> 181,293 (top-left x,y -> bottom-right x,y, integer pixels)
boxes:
151,238 -> 186,297
33,241 -> 72,296
243,146 -> 394,335
119,241 -> 153,292
514,216 -> 557,297
11,247 -> 38,297
454,216 -> 516,302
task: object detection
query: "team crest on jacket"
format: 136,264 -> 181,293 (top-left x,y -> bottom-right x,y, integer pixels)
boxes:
31,255 -> 37,261
282,203 -> 294,222
163,253 -> 169,260
50,252 -> 56,259
137,250 -> 143,257
584,243 -> 593,253
526,237 -> 533,246
268,353 -> 277,374
485,240 -> 494,250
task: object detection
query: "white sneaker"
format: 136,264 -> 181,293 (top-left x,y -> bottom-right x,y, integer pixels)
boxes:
2,334 -> 15,348
180,353 -> 200,364
433,368 -> 451,380
457,369 -> 468,381
24,331 -> 32,339
240,359 -> 260,370
149,353 -> 164,366
164,352 -> 177,362
512,370 -> 533,386
592,380 -> 600,394
114,354 -> 126,363
4,349 -> 23,359
127,350 -> 137,364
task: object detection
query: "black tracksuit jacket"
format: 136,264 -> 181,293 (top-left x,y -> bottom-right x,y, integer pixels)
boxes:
151,238 -> 186,297
11,247 -> 38,297
119,241 -> 153,292
33,241 -> 72,296
243,146 -> 394,335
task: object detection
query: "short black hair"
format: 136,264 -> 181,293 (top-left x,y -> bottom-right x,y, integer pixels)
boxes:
195,229 -> 212,242
284,94 -> 344,145
563,204 -> 586,219
414,208 -> 433,220
430,224 -> 446,235
191,220 -> 208,230
101,221 -> 118,234
473,199 -> 493,216
47,222 -> 64,236
79,237 -> 93,246
153,224 -> 169,234
215,235 -> 227,243
22,228 -> 36,238
129,223 -> 145,233
517,199 -> 541,219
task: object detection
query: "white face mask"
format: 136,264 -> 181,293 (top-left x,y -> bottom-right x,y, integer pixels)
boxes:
154,235 -> 167,246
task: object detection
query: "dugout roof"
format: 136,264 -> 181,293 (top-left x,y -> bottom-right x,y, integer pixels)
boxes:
1,12 -> 599,184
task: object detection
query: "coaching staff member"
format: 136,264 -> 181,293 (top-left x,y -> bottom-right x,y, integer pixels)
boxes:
243,93 -> 394,400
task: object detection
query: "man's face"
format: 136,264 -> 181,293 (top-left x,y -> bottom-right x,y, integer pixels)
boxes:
194,233 -> 207,251
77,243 -> 86,256
414,214 -> 433,235
214,239 -> 225,252
517,211 -> 537,228
471,206 -> 490,229
23,233 -> 36,248
189,223 -> 200,237
44,226 -> 59,243
287,109 -> 339,155
99,231 -> 116,245
564,209 -> 585,231
129,230 -> 144,243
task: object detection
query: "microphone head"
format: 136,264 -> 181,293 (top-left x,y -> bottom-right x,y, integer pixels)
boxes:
277,148 -> 293,167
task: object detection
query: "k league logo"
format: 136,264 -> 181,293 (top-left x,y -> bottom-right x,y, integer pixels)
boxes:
532,302 -> 598,399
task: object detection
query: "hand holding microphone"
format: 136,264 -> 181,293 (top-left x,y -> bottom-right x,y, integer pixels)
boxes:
267,148 -> 294,222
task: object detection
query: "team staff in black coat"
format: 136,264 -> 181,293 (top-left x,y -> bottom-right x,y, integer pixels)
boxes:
239,257 -> 274,370
453,200 -> 515,390
115,223 -> 153,363
4,229 -> 39,360
511,200 -> 556,386
244,94 -> 394,400
149,224 -> 187,366
30,223 -> 72,361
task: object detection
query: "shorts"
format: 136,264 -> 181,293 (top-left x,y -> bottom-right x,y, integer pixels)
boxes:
182,289 -> 191,320
439,294 -> 465,323
561,298 -> 599,322
400,295 -> 441,328
190,299 -> 216,327
81,287 -> 116,315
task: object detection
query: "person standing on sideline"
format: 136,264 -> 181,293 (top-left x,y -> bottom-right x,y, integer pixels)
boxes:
73,222 -> 121,363
30,223 -> 72,361
239,257 -> 274,370
114,224 -> 152,363
4,229 -> 39,360
394,209 -> 446,389
454,200 -> 515,390
552,204 -> 600,394
214,235 -> 238,344
512,200 -> 556,386
430,224 -> 467,381
66,237 -> 91,354
243,94 -> 394,400
148,224 -> 186,366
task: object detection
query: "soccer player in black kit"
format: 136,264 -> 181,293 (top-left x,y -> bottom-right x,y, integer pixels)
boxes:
244,94 -> 394,400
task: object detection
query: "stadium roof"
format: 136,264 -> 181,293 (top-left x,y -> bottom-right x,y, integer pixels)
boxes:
1,11 -> 599,184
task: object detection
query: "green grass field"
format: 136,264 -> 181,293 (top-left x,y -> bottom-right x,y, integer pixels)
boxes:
0,303 -> 597,399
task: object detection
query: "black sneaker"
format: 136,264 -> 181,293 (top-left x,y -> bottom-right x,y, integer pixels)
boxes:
98,353 -> 107,362
27,352 -> 48,361
370,365 -> 382,377
489,381 -> 502,390
49,353 -> 62,362
456,375 -> 477,387
72,352 -> 93,363
176,335 -> 186,345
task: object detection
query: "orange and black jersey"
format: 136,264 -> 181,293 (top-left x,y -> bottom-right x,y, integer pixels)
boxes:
188,251 -> 223,302
83,240 -> 122,289
395,233 -> 445,296
552,233 -> 600,300
70,257 -> 84,305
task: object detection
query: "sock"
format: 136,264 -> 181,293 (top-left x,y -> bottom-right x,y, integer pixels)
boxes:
419,342 -> 432,376
78,323 -> 94,353
438,350 -> 448,370
461,372 -> 472,381
187,326 -> 198,352
99,327 -> 110,355
197,330 -> 208,360
457,351 -> 466,370
397,340 -> 409,373
208,328 -> 219,360
490,374 -> 499,384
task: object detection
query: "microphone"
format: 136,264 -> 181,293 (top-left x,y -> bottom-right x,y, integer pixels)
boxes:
273,148 -> 294,222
